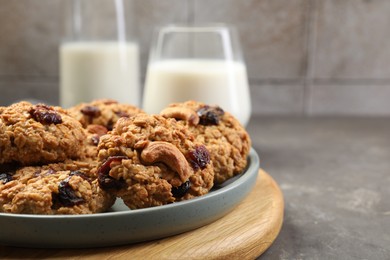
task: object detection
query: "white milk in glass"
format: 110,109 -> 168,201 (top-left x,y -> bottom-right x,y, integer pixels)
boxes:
143,59 -> 251,126
60,41 -> 140,108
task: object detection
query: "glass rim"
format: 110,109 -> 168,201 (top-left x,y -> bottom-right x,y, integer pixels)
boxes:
148,22 -> 244,63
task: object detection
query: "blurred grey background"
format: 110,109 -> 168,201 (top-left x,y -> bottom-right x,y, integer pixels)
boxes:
1,0 -> 390,116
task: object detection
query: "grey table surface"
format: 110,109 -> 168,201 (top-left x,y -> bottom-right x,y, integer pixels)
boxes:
246,116 -> 390,260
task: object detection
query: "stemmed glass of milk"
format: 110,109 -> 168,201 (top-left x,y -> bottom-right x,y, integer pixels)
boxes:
142,24 -> 251,126
60,0 -> 140,108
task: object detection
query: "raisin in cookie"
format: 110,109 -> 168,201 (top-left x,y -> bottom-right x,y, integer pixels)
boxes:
160,100 -> 251,184
96,114 -> 214,209
0,102 -> 86,165
68,99 -> 144,130
0,160 -> 115,214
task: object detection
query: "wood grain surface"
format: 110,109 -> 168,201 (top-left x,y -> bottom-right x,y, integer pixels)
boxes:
1,169 -> 284,260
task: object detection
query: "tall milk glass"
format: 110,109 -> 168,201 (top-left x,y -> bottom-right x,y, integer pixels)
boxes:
142,24 -> 251,126
60,0 -> 140,108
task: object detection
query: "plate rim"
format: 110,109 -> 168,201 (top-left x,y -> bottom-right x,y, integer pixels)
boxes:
0,148 -> 260,248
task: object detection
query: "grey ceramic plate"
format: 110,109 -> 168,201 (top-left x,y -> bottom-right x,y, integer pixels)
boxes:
0,149 -> 260,248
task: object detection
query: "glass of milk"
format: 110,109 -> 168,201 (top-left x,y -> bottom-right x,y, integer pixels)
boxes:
60,0 -> 140,108
143,24 -> 251,126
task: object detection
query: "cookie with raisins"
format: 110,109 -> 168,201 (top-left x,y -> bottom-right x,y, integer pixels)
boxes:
0,101 -> 86,165
96,114 -> 214,209
0,160 -> 115,214
67,99 -> 144,130
160,100 -> 252,184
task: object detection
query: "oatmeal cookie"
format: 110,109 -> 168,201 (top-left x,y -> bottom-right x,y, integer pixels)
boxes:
0,101 -> 86,165
82,124 -> 109,159
0,160 -> 115,214
96,114 -> 214,209
68,99 -> 144,130
1,159 -> 98,184
160,100 -> 251,184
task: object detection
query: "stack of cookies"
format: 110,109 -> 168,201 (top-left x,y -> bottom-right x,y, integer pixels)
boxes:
0,99 -> 251,214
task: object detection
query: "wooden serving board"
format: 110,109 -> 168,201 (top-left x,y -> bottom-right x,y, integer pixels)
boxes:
1,169 -> 284,259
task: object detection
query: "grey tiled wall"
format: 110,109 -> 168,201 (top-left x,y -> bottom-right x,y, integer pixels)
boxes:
1,0 -> 390,116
